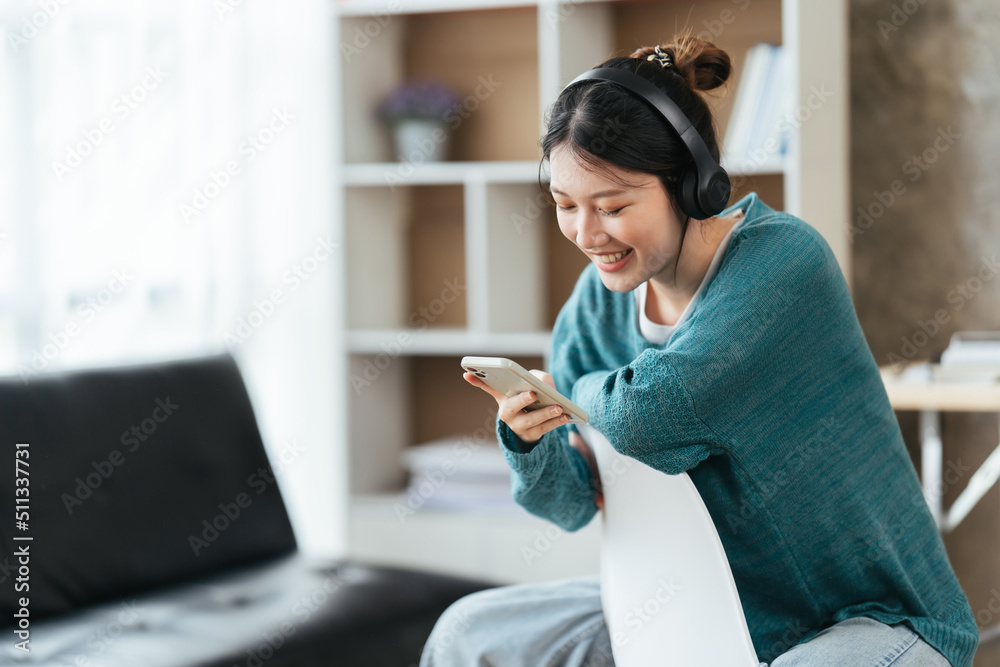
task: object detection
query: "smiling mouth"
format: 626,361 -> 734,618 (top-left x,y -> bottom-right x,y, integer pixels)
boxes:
593,248 -> 633,263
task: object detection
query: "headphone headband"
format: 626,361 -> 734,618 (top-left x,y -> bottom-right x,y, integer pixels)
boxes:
562,67 -> 731,219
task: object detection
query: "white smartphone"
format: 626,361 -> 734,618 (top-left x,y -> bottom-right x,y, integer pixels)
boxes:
461,356 -> 589,424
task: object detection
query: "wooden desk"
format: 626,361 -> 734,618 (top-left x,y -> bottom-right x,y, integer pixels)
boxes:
880,363 -> 1000,533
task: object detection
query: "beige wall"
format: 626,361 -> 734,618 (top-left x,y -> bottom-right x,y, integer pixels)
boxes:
850,2 -> 1000,663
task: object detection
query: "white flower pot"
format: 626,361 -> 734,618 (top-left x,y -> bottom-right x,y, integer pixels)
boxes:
392,119 -> 451,162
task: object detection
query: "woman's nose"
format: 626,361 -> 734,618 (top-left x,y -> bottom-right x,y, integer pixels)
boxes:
576,210 -> 609,249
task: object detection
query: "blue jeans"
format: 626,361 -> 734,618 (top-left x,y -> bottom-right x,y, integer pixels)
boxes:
419,576 -> 952,666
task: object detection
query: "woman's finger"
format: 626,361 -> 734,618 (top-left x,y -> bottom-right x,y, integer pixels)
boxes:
529,369 -> 557,390
512,409 -> 571,443
463,371 -> 508,404
499,388 -> 540,423
463,370 -> 570,444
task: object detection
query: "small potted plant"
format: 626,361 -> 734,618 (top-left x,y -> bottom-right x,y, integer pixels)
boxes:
376,80 -> 461,162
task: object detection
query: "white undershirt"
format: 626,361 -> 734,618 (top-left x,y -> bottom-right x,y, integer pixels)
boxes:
635,212 -> 746,345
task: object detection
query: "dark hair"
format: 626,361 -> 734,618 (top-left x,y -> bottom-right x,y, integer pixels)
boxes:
540,35 -> 732,220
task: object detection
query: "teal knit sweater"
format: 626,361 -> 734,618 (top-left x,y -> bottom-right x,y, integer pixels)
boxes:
497,193 -> 978,666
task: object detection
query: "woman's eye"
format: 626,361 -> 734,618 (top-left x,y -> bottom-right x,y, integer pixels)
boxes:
601,207 -> 625,217
556,204 -> 576,212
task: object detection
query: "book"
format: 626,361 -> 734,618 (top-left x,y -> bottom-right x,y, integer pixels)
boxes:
937,331 -> 1000,382
400,433 -> 517,511
723,43 -> 790,173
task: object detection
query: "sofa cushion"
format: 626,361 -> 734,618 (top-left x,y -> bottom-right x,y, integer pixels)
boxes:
0,354 -> 297,621
0,554 -> 494,666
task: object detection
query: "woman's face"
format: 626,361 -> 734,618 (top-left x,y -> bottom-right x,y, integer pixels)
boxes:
549,144 -> 686,293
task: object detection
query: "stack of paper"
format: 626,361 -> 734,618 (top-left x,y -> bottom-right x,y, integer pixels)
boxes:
399,433 -> 517,511
937,332 -> 1000,382
722,43 -> 791,173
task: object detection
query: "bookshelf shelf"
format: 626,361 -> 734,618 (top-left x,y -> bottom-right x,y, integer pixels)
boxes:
348,328 -> 552,356
349,492 -> 602,583
343,160 -> 543,187
722,154 -> 787,177
337,0 -> 550,18
345,158 -> 784,187
332,0 -> 849,583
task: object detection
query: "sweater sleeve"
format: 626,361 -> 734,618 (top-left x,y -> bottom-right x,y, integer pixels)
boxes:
497,417 -> 598,531
571,354 -> 719,473
493,266 -> 618,532
569,219 -> 831,474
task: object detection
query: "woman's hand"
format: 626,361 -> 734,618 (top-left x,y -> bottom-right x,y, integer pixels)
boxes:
464,370 -> 603,509
463,369 -> 571,445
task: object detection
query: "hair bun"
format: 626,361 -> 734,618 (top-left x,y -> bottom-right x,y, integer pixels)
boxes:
630,36 -> 732,92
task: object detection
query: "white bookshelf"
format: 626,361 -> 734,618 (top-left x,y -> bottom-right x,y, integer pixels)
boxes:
332,0 -> 848,583
344,160 -> 541,186
348,329 -> 552,355
350,494 -> 602,583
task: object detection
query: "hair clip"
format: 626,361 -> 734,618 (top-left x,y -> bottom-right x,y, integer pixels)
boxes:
646,45 -> 673,69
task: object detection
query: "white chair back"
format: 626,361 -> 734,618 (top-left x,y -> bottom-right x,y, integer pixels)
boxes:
577,422 -> 760,667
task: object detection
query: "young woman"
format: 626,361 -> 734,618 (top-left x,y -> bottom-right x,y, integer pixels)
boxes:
420,37 -> 978,667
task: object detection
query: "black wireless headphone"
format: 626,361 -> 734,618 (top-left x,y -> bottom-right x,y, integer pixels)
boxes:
563,67 -> 732,220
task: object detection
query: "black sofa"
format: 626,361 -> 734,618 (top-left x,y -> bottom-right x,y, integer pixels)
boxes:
0,354 -> 492,666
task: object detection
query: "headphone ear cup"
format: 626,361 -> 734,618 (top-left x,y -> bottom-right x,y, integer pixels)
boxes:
677,165 -> 706,220
701,169 -> 732,218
